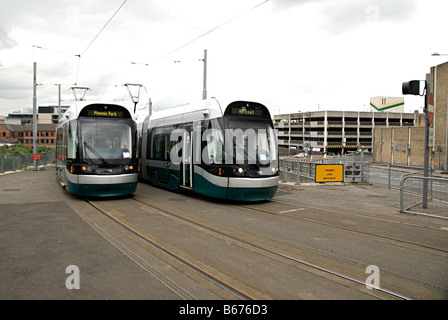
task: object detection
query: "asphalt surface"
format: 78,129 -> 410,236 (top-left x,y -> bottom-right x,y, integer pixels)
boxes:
0,166 -> 181,300
1,165 -> 447,300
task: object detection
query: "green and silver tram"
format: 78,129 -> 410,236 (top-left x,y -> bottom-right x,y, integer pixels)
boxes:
140,98 -> 279,201
56,101 -> 139,197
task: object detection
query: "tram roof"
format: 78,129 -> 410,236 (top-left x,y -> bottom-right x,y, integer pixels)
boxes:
58,100 -> 134,125
149,97 -> 267,127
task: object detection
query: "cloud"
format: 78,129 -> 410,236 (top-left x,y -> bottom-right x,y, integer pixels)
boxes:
271,0 -> 324,10
0,22 -> 18,50
317,0 -> 418,35
0,32 -> 17,50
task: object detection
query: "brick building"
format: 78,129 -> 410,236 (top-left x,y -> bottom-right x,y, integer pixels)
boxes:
0,105 -> 66,147
373,61 -> 448,169
431,61 -> 448,170
0,123 -> 57,147
373,124 -> 427,167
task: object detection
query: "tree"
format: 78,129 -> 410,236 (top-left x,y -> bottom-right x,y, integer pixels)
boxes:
10,143 -> 33,154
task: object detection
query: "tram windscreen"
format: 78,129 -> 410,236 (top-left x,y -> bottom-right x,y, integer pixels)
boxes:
223,117 -> 278,164
79,118 -> 134,165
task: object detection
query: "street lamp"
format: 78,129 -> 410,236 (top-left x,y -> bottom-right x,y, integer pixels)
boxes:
402,78 -> 430,209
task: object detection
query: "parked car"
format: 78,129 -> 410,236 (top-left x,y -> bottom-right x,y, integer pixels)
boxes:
294,152 -> 308,158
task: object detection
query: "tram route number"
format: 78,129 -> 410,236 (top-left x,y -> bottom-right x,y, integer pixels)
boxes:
179,304 -> 267,317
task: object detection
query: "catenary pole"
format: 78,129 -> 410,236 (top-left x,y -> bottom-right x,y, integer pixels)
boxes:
33,62 -> 38,171
202,49 -> 207,100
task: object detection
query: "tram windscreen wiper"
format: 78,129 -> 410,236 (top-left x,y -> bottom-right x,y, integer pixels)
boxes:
83,142 -> 112,168
234,143 -> 257,164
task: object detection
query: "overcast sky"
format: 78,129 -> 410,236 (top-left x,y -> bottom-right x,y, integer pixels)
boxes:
1,0 -> 447,116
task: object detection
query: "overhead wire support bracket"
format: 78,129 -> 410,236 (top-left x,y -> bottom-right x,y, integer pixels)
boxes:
70,86 -> 91,101
124,83 -> 143,113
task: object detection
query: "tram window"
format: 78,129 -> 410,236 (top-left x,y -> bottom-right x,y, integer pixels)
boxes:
202,119 -> 226,164
56,128 -> 63,161
80,120 -> 132,160
150,127 -> 173,161
67,120 -> 78,161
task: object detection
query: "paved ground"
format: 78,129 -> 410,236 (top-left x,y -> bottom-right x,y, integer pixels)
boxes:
1,166 -> 447,300
0,166 -> 181,300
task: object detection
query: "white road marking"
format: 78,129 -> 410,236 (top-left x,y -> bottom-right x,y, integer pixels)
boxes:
279,208 -> 305,213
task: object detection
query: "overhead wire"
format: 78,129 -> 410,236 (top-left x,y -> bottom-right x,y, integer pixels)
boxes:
149,0 -> 270,66
75,0 -> 128,84
32,0 -> 269,86
79,0 -> 128,57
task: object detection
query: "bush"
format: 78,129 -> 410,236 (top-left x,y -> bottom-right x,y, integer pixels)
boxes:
38,145 -> 55,153
10,143 -> 33,154
0,143 -> 55,155
0,145 -> 10,155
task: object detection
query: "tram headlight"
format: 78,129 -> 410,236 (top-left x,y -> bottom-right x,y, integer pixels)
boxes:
232,167 -> 247,175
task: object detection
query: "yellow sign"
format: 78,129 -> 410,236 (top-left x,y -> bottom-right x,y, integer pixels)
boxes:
315,164 -> 344,183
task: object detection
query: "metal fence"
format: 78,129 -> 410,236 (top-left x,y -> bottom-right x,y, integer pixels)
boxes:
280,152 -> 370,184
0,151 -> 56,173
400,174 -> 448,220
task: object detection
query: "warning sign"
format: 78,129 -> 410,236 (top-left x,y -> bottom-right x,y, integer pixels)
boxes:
428,91 -> 434,127
315,164 -> 344,183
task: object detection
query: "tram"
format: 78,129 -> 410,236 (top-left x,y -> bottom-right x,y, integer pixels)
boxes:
56,101 -> 139,197
140,98 -> 279,201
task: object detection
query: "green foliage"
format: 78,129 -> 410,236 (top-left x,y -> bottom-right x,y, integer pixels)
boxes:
0,145 -> 10,155
38,145 -> 55,153
10,143 -> 33,154
0,143 -> 55,155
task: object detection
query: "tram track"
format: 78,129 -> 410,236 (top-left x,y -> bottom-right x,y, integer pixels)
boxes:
240,199 -> 448,255
237,200 -> 448,296
59,177 -> 447,299
84,199 -> 252,300
125,193 -> 414,300
134,188 -> 448,299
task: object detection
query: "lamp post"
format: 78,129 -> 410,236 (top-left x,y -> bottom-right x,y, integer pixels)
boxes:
174,49 -> 208,100
201,49 -> 207,100
402,78 -> 430,208
33,62 -> 38,171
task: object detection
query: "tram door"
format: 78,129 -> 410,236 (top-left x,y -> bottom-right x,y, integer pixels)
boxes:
181,129 -> 193,189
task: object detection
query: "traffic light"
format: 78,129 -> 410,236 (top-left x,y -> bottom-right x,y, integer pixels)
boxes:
402,80 -> 421,95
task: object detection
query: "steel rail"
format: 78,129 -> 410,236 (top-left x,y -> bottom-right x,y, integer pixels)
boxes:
132,197 -> 412,300
85,199 -> 249,300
